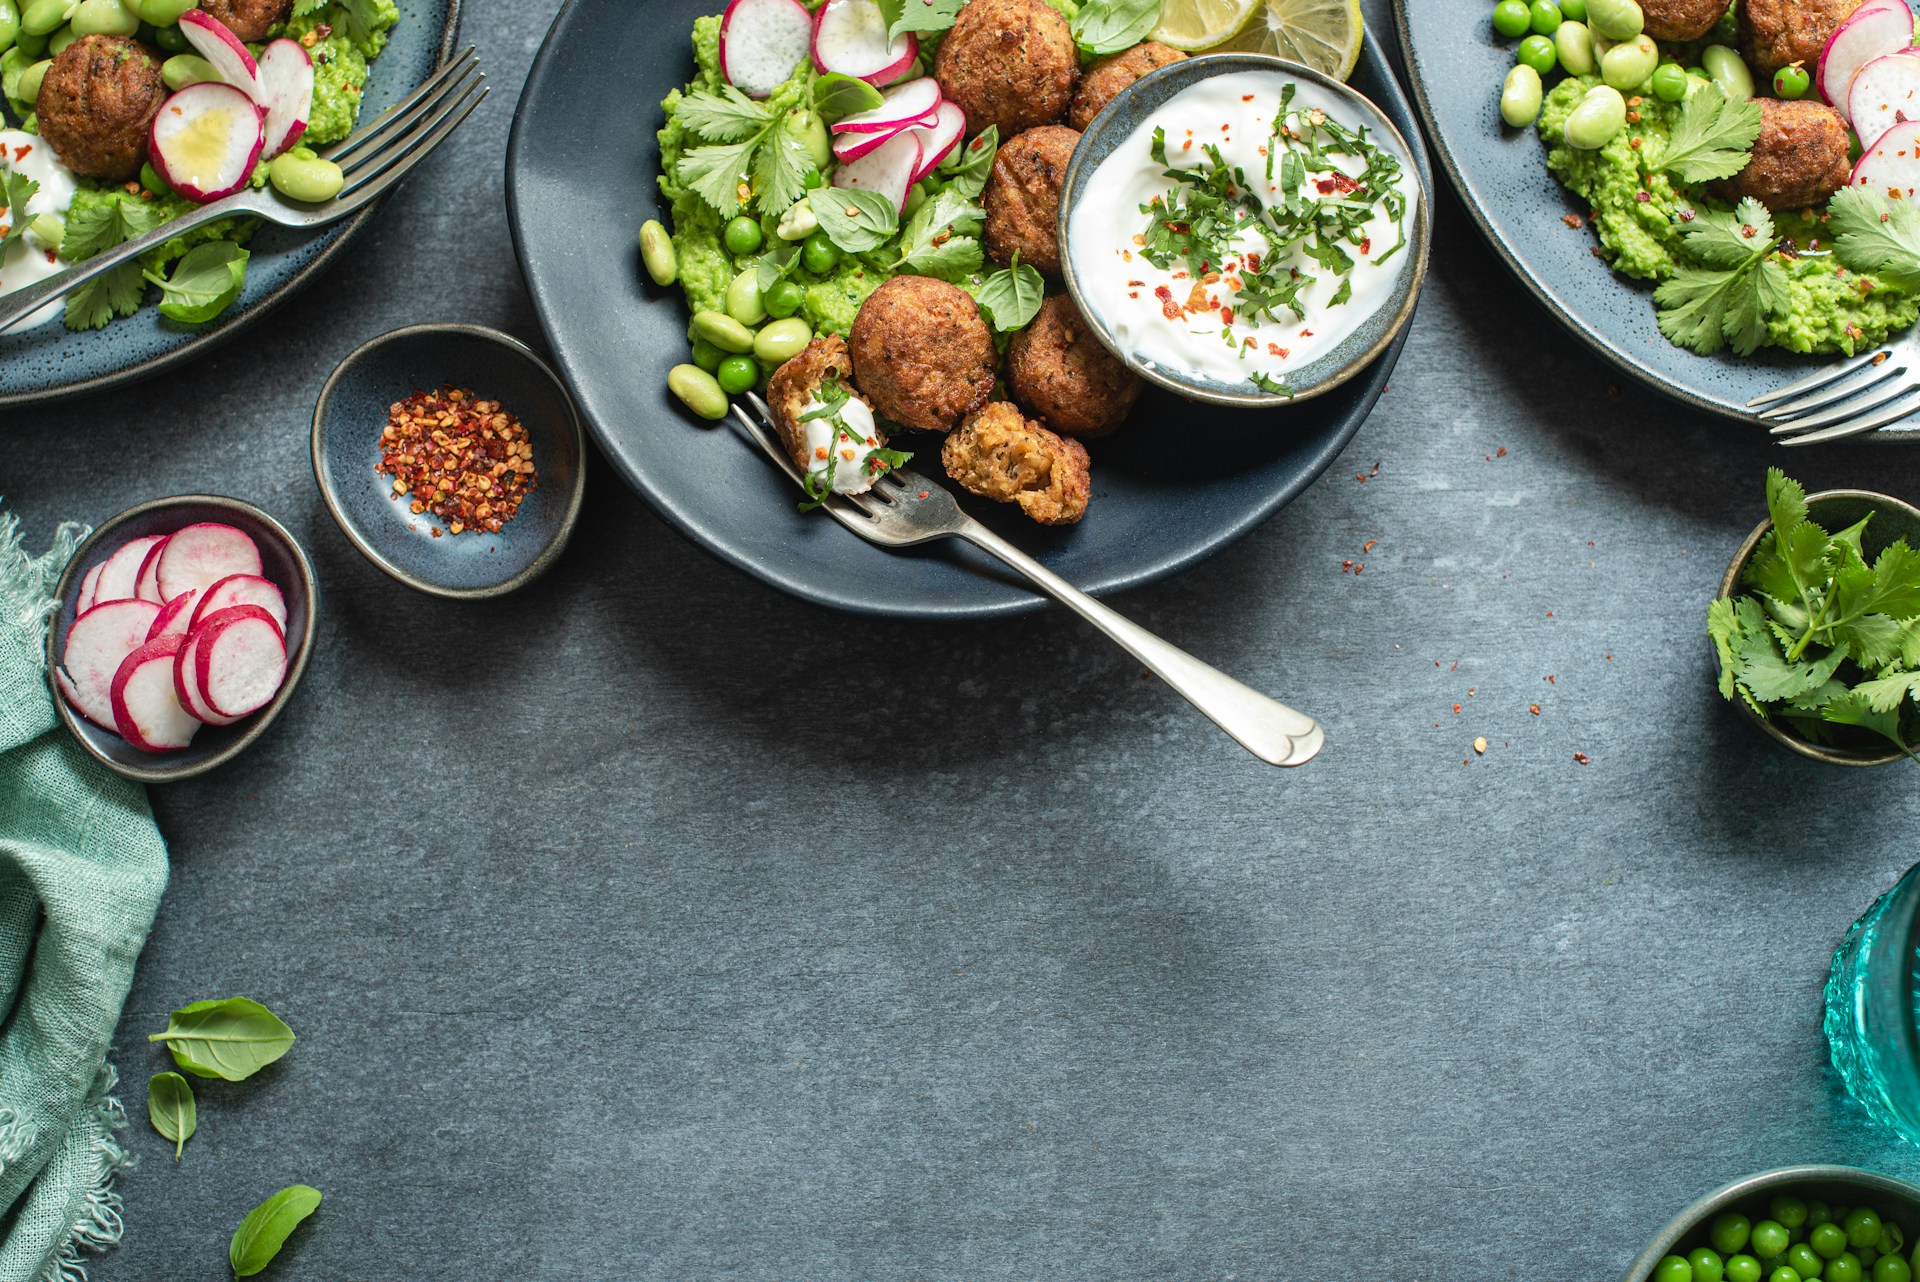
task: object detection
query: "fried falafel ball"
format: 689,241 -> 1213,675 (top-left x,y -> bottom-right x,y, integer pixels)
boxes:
35,35 -> 166,183
934,0 -> 1079,137
847,275 -> 999,433
1739,0 -> 1857,80
1068,41 -> 1186,130
983,124 -> 1080,276
767,335 -> 890,491
942,401 -> 1091,525
1712,98 -> 1852,211
1640,0 -> 1727,41
1004,293 -> 1141,439
200,0 -> 293,41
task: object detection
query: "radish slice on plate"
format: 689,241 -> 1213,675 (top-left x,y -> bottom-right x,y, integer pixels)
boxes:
1850,116 -> 1920,198
190,574 -> 287,632
1851,51 -> 1920,151
147,589 -> 200,641
111,634 -> 200,752
256,38 -> 313,158
150,82 -> 265,203
833,76 -> 941,133
154,522 -> 263,601
178,9 -> 263,102
831,127 -> 921,212
1819,0 -> 1914,123
721,0 -> 814,97
93,534 -> 165,605
75,563 -> 102,615
174,630 -> 242,727
907,101 -> 967,182
193,604 -> 287,719
134,536 -> 170,603
832,122 -> 922,163
812,0 -> 917,85
58,598 -> 163,732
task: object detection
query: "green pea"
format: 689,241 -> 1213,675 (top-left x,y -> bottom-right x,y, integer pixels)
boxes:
1501,63 -> 1543,127
691,309 -> 755,353
1757,1225 -> 1797,1261
1601,33 -> 1657,90
1808,1205 -> 1834,1229
802,167 -> 824,189
753,316 -> 811,364
763,277 -> 803,318
1554,20 -> 1595,75
1559,0 -> 1585,16
715,354 -> 758,395
1529,0 -> 1561,32
161,51 -> 216,89
800,230 -> 837,274
45,21 -> 74,53
1492,0 -> 1531,37
1564,83 -> 1627,149
140,159 -> 169,195
782,107 -> 831,169
1862,1250 -> 1881,1269
1730,1259 -> 1764,1282
1773,64 -> 1810,98
25,211 -> 58,248
667,363 -> 729,421
903,181 -> 927,217
1701,44 -> 1754,99
1774,1201 -> 1811,1232
1659,1256 -> 1697,1282
1787,1244 -> 1825,1278
68,0 -> 135,34
1775,1272 -> 1805,1282
1874,1256 -> 1912,1282
0,0 -> 20,52
129,0 -> 192,22
1516,32 -> 1555,73
1813,1226 -> 1851,1260
267,147 -> 343,202
723,214 -> 763,256
1650,61 -> 1689,100
1717,1217 -> 1757,1257
1879,1226 -> 1904,1256
13,53 -> 45,101
1587,0 -> 1641,40
690,336 -> 725,372
1695,1251 -> 1728,1282
1830,1255 -> 1864,1282
1848,1213 -> 1885,1252
151,20 -> 183,48
19,0 -> 65,36
725,268 -> 766,325
639,219 -> 677,287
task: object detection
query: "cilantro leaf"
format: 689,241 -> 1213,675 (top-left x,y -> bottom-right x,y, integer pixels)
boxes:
61,192 -> 167,262
976,252 -> 1046,332
676,139 -> 758,216
752,128 -> 813,218
941,127 -> 998,202
1766,467 -> 1809,539
676,85 -> 773,144
1828,184 -> 1920,292
332,0 -> 398,57
291,0 -> 329,16
1654,204 -> 1785,355
811,187 -> 899,253
1071,0 -> 1162,56
1821,688 -> 1913,754
1834,613 -> 1905,667
0,170 -> 37,248
875,0 -> 966,41
64,261 -> 146,331
1659,88 -> 1763,183
1860,539 -> 1920,619
1685,199 -> 1775,268
1851,671 -> 1920,714
1736,629 -> 1825,701
1709,596 -> 1742,698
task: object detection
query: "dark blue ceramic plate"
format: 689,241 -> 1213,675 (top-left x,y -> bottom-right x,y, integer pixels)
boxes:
506,1 -> 1429,620
1392,1 -> 1917,435
0,0 -> 461,410
311,323 -> 587,598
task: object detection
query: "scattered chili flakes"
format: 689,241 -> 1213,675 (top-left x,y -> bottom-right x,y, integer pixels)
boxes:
1452,703 -> 1462,714
1573,752 -> 1591,765
1529,703 -> 1542,715
375,385 -> 538,536
1362,538 -> 1376,552
1496,446 -> 1507,458
1544,674 -> 1556,684
1562,213 -> 1584,229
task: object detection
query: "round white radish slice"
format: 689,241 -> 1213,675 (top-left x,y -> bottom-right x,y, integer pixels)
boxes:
75,563 -> 103,615
173,630 -> 241,727
832,121 -> 921,163
1850,117 -> 1920,199
831,127 -> 921,213
134,536 -> 170,603
907,101 -> 966,182
58,598 -> 162,732
1851,51 -> 1920,151
721,0 -> 814,97
1820,0 -> 1915,123
178,9 -> 263,102
256,39 -> 313,159
150,83 -> 265,203
193,605 -> 287,719
111,634 -> 199,752
154,522 -> 263,601
147,589 -> 200,641
833,76 -> 941,133
189,573 -> 286,632
812,0 -> 917,85
92,534 -> 165,605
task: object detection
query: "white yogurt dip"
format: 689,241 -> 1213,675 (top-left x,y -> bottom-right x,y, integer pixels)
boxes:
799,389 -> 889,497
1066,69 -> 1417,393
0,129 -> 77,328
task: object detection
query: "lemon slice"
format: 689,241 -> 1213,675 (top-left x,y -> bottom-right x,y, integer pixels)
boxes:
1210,0 -> 1365,82
1149,0 -> 1260,53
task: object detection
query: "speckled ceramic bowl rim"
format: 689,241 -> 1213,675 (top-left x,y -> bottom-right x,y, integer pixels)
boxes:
45,494 -> 319,785
1624,1166 -> 1920,1282
0,3 -> 463,412
310,321 -> 588,600
1716,488 -> 1920,767
1057,51 -> 1432,410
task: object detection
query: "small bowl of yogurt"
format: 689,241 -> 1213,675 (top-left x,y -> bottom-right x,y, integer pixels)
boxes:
1058,53 -> 1432,409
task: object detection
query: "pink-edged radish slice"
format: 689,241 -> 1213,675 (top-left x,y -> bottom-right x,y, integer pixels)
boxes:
93,534 -> 166,605
1851,51 -> 1920,151
720,0 -> 814,97
831,127 -> 921,213
150,82 -> 265,203
832,76 -> 941,133
907,101 -> 966,182
812,0 -> 917,85
189,573 -> 286,632
75,563 -> 103,615
1819,0 -> 1914,122
111,633 -> 200,752
832,119 -> 926,164
1849,117 -> 1920,199
154,522 -> 263,602
178,8 -> 262,102
173,629 -> 241,727
256,39 -> 313,158
147,589 -> 200,641
57,598 -> 162,731
193,604 -> 287,720
134,536 -> 170,603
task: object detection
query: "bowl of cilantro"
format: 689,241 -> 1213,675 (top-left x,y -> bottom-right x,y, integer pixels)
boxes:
1710,469 -> 1920,766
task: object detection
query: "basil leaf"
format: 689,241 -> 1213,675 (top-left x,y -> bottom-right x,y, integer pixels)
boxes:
976,252 -> 1045,332
1071,0 -> 1162,56
147,1071 -> 196,1162
144,241 -> 248,324
941,125 -> 998,201
875,0 -> 965,40
147,996 -> 295,1081
229,1185 -> 321,1278
811,186 -> 899,253
813,72 -> 884,122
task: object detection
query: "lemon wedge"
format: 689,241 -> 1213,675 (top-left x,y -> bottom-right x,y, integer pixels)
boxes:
1149,0 -> 1261,53
1208,0 -> 1365,82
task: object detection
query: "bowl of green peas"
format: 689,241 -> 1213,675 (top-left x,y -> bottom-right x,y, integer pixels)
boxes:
1627,1167 -> 1920,1282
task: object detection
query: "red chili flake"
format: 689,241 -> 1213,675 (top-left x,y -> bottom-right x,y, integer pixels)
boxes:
1353,563 -> 1364,574
1342,559 -> 1353,572
374,387 -> 538,536
917,490 -> 929,499
1562,213 -> 1584,229
11,144 -> 28,161
1453,703 -> 1462,714
1573,752 -> 1592,765
1181,139 -> 1193,152
1242,94 -> 1255,101
1300,328 -> 1314,337
1153,284 -> 1181,320
1359,237 -> 1371,255
1496,446 -> 1507,457
1679,208 -> 1695,222
1266,343 -> 1290,358
1219,307 -> 1234,325
1635,191 -> 1651,203
1362,539 -> 1375,552
1529,704 -> 1541,715
1544,675 -> 1556,684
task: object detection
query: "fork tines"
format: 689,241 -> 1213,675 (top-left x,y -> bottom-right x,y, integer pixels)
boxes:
321,47 -> 486,205
1747,339 -> 1920,446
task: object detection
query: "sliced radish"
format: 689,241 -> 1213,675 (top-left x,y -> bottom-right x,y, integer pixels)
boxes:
189,574 -> 286,632
75,563 -> 102,615
811,0 -> 917,85
256,39 -> 313,159
178,9 -> 263,102
1819,0 -> 1914,123
1851,51 -> 1920,151
831,127 -> 921,213
193,605 -> 287,720
58,598 -> 162,732
111,634 -> 199,752
93,534 -> 165,605
174,629 -> 241,727
832,76 -> 941,133
150,82 -> 265,203
134,536 -> 170,603
154,522 -> 263,601
907,101 -> 967,182
832,121 -> 922,163
1850,117 -> 1920,198
147,589 -> 200,641
720,0 -> 814,98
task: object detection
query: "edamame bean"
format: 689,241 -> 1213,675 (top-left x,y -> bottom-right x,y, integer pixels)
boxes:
0,0 -> 21,53
14,54 -> 45,102
725,268 -> 766,325
1601,33 -> 1657,91
161,52 -> 217,89
1554,19 -> 1594,75
1657,1256 -> 1695,1282
1650,61 -> 1689,101
48,25 -> 80,55
19,0 -> 66,37
764,277 -> 802,318
690,336 -> 725,372
1559,0 -> 1585,17
667,363 -> 728,421
268,146 -> 343,201
1492,0 -> 1530,37
776,195 -> 817,241
753,317 -> 811,363
1516,32 -> 1555,73
723,214 -> 763,256
1586,0 -> 1641,40
783,107 -> 830,169
1564,83 -> 1627,148
691,309 -> 755,352
639,219 -> 677,286
69,0 -> 136,36
1501,63 -> 1543,127
16,24 -> 47,54
1529,0 -> 1560,32
25,212 -> 58,249
1701,44 -> 1754,99
715,354 -> 758,395
129,0 -> 192,22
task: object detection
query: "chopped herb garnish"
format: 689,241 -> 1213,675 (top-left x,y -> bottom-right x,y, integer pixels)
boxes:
796,372 -> 910,510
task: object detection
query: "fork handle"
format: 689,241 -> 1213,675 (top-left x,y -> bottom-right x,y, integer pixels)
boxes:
0,195 -> 244,333
959,523 -> 1324,767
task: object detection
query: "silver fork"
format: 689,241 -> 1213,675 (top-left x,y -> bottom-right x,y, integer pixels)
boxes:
0,46 -> 486,333
733,393 -> 1326,767
1747,329 -> 1920,445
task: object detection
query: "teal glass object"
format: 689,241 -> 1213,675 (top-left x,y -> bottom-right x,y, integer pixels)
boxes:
1826,863 -> 1920,1142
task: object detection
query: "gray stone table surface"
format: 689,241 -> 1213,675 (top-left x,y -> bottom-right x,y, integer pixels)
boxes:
7,1 -> 1920,1277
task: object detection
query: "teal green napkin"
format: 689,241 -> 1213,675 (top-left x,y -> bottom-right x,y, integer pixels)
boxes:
0,511 -> 168,1282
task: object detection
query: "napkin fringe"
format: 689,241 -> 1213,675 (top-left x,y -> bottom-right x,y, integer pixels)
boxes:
36,1064 -> 129,1282
0,511 -> 86,631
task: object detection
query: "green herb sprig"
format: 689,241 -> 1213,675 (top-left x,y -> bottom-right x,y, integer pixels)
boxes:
230,1185 -> 322,1278
876,0 -> 966,41
1072,0 -> 1162,57
977,250 -> 1045,332
144,241 -> 249,324
149,996 -> 296,1081
673,85 -> 813,218
1828,185 -> 1920,292
1654,197 -> 1789,356
147,1071 -> 196,1161
1658,88 -> 1763,184
811,186 -> 899,254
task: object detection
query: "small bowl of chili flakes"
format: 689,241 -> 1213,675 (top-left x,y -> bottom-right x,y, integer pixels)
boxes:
311,323 -> 587,599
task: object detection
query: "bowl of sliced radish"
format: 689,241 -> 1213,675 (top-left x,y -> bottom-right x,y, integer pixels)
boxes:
47,495 -> 317,784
